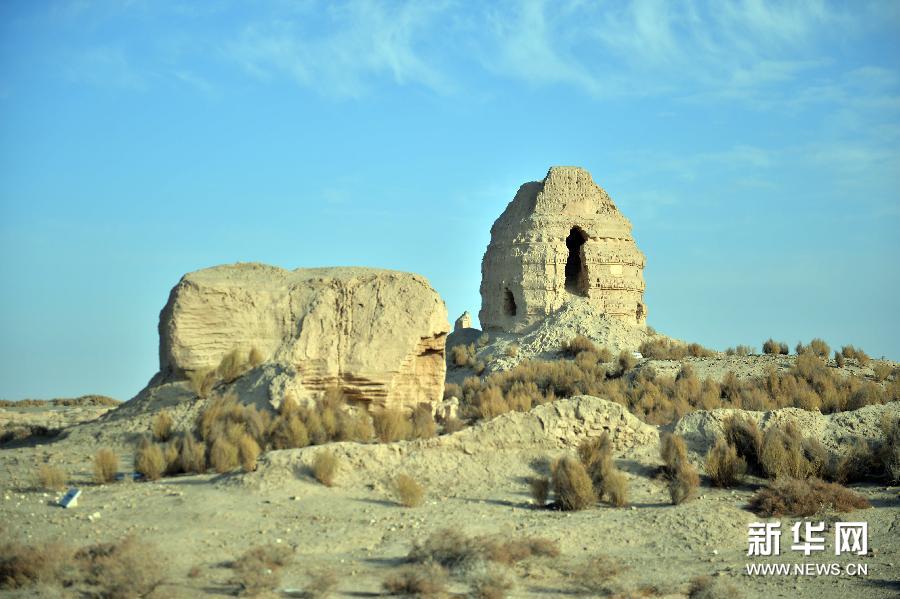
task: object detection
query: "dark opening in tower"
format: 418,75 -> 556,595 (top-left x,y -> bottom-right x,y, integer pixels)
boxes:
565,226 -> 587,295
503,288 -> 517,316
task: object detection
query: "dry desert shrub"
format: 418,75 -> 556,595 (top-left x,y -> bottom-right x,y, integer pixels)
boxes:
229,544 -> 293,596
269,413 -> 310,449
639,338 -> 714,360
338,409 -> 375,442
477,333 -> 491,348
373,408 -> 413,443
551,456 -> 596,511
93,448 -> 119,484
880,413 -> 900,483
872,362 -> 893,382
407,529 -> 557,577
759,421 -> 824,479
217,348 -> 249,383
725,345 -> 753,356
668,459 -> 699,505
569,555 -> 623,595
688,575 -> 740,599
198,393 -> 270,449
762,339 -> 789,355
0,541 -> 77,589
188,367 -> 216,398
469,569 -> 513,599
617,350 -> 638,371
579,434 -> 628,506
562,335 -> 598,356
411,405 -> 437,439
393,473 -> 424,507
704,438 -> 746,488
382,562 -> 448,597
451,343 -> 477,368
237,433 -> 261,472
529,476 -> 550,507
134,439 -> 165,480
841,345 -> 870,366
312,450 -> 339,486
471,385 -> 510,420
722,415 -> 762,474
36,464 -> 66,491
151,409 -> 174,442
179,434 -> 207,473
600,469 -> 629,507
443,382 -> 462,399
162,441 -> 182,476
304,568 -> 337,598
834,351 -> 845,367
210,437 -> 239,473
832,438 -> 882,483
481,536 -> 560,565
505,343 -> 519,358
659,433 -> 688,479
76,535 -> 164,599
407,529 -> 480,571
749,477 -> 871,517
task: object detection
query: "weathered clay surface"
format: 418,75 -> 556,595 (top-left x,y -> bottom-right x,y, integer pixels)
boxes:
480,166 -> 647,332
158,263 -> 449,412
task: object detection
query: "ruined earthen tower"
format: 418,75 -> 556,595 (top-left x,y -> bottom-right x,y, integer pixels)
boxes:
479,166 -> 647,332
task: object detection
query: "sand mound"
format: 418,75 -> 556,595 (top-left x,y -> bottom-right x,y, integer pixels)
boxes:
675,400 -> 899,455
240,396 -> 657,493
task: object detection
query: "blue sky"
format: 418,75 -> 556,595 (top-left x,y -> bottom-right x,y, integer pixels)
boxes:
1,0 -> 898,400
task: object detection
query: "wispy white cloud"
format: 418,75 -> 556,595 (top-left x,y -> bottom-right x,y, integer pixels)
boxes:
227,0 -> 451,98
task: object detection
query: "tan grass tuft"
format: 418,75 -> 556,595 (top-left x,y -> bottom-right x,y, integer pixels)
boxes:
151,410 -> 174,442
36,464 -> 66,491
393,473 -> 424,507
704,437 -> 746,488
551,456 -> 596,511
209,437 -> 239,474
312,450 -> 339,487
93,448 -> 118,484
134,440 -> 165,481
373,408 -> 413,443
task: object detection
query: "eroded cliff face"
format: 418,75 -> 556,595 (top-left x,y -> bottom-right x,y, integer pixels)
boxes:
479,166 -> 647,333
158,263 -> 449,412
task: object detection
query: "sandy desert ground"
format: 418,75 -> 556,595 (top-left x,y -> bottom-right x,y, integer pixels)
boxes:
1,375 -> 897,599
